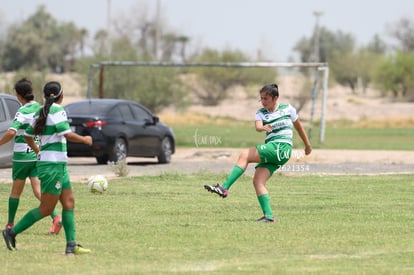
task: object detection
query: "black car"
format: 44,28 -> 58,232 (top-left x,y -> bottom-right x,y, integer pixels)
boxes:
0,93 -> 21,167
64,99 -> 175,164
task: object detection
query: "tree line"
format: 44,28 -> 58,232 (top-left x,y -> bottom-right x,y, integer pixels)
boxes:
0,5 -> 413,113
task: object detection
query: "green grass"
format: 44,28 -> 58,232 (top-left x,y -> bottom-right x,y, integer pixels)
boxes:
172,123 -> 414,150
1,173 -> 413,274
321,127 -> 414,150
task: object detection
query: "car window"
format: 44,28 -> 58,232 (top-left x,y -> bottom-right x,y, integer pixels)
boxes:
130,104 -> 152,120
108,106 -> 123,119
118,104 -> 134,120
5,98 -> 20,117
65,102 -> 113,116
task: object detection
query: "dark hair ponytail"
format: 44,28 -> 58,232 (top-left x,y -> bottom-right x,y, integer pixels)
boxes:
34,81 -> 63,136
14,78 -> 34,101
259,83 -> 279,98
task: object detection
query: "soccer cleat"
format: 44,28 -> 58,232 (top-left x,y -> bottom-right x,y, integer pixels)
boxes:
65,241 -> 91,255
257,216 -> 276,223
2,228 -> 17,251
204,184 -> 228,198
48,216 -> 62,235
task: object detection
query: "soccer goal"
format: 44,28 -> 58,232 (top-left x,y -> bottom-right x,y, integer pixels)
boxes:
86,61 -> 329,143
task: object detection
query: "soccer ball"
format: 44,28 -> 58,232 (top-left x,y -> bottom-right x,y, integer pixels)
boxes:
87,175 -> 108,193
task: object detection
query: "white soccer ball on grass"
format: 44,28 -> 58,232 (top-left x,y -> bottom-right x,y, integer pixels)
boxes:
87,175 -> 108,193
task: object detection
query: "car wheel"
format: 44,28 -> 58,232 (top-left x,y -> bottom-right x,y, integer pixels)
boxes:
109,138 -> 127,163
157,137 -> 173,164
96,155 -> 109,165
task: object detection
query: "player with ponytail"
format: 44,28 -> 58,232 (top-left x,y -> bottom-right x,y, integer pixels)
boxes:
0,78 -> 61,234
2,81 -> 93,255
204,83 -> 312,222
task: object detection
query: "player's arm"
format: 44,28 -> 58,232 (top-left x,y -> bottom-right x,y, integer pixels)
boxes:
24,136 -> 39,154
255,120 -> 272,133
293,118 -> 312,155
64,132 -> 93,145
0,129 -> 16,146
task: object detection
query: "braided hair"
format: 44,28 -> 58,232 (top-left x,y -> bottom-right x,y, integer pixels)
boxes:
34,81 -> 63,136
259,83 -> 279,98
14,78 -> 34,101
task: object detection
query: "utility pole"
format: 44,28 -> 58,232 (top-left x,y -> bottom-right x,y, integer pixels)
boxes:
312,11 -> 323,62
308,11 -> 323,141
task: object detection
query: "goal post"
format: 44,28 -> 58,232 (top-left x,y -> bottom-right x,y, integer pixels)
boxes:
86,61 -> 329,143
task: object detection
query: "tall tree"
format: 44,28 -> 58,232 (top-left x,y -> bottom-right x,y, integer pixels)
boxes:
294,27 -> 396,95
387,17 -> 414,52
366,34 -> 388,54
374,52 -> 414,99
110,2 -> 190,62
293,27 -> 356,63
1,5 -> 86,72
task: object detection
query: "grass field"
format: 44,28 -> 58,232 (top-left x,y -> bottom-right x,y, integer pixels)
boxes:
1,173 -> 413,274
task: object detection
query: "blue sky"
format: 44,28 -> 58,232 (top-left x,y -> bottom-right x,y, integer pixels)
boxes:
1,0 -> 413,60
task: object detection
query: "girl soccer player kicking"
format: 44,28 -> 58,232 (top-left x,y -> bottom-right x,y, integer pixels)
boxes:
2,81 -> 93,255
204,83 -> 312,222
0,78 -> 62,234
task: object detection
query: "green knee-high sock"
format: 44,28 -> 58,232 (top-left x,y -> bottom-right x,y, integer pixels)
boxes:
222,165 -> 245,190
8,197 -> 19,224
13,208 -> 45,234
51,208 -> 59,219
257,194 -> 273,219
62,209 -> 76,243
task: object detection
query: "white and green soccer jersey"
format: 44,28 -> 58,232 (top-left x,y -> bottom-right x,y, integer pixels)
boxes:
255,103 -> 298,145
26,103 -> 72,162
9,101 -> 41,162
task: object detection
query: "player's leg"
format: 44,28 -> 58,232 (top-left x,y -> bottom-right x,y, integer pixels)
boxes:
223,147 -> 262,189
235,147 -> 262,169
28,164 -> 62,234
60,187 -> 75,244
15,193 -> 59,233
254,142 -> 292,222
3,161 -> 63,247
59,167 -> 90,255
7,178 -> 25,228
204,147 -> 261,197
2,193 -> 59,251
7,161 -> 33,228
253,166 -> 275,222
28,177 -> 41,200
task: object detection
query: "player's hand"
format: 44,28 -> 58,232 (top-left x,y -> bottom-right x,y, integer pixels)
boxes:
84,136 -> 93,146
305,144 -> 312,155
263,125 -> 273,132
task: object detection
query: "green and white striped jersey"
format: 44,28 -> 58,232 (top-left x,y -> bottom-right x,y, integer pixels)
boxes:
26,103 -> 72,162
9,101 -> 41,162
255,103 -> 298,145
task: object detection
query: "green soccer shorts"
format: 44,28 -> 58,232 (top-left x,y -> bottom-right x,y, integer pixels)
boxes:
255,142 -> 292,175
12,161 -> 38,180
37,162 -> 71,195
